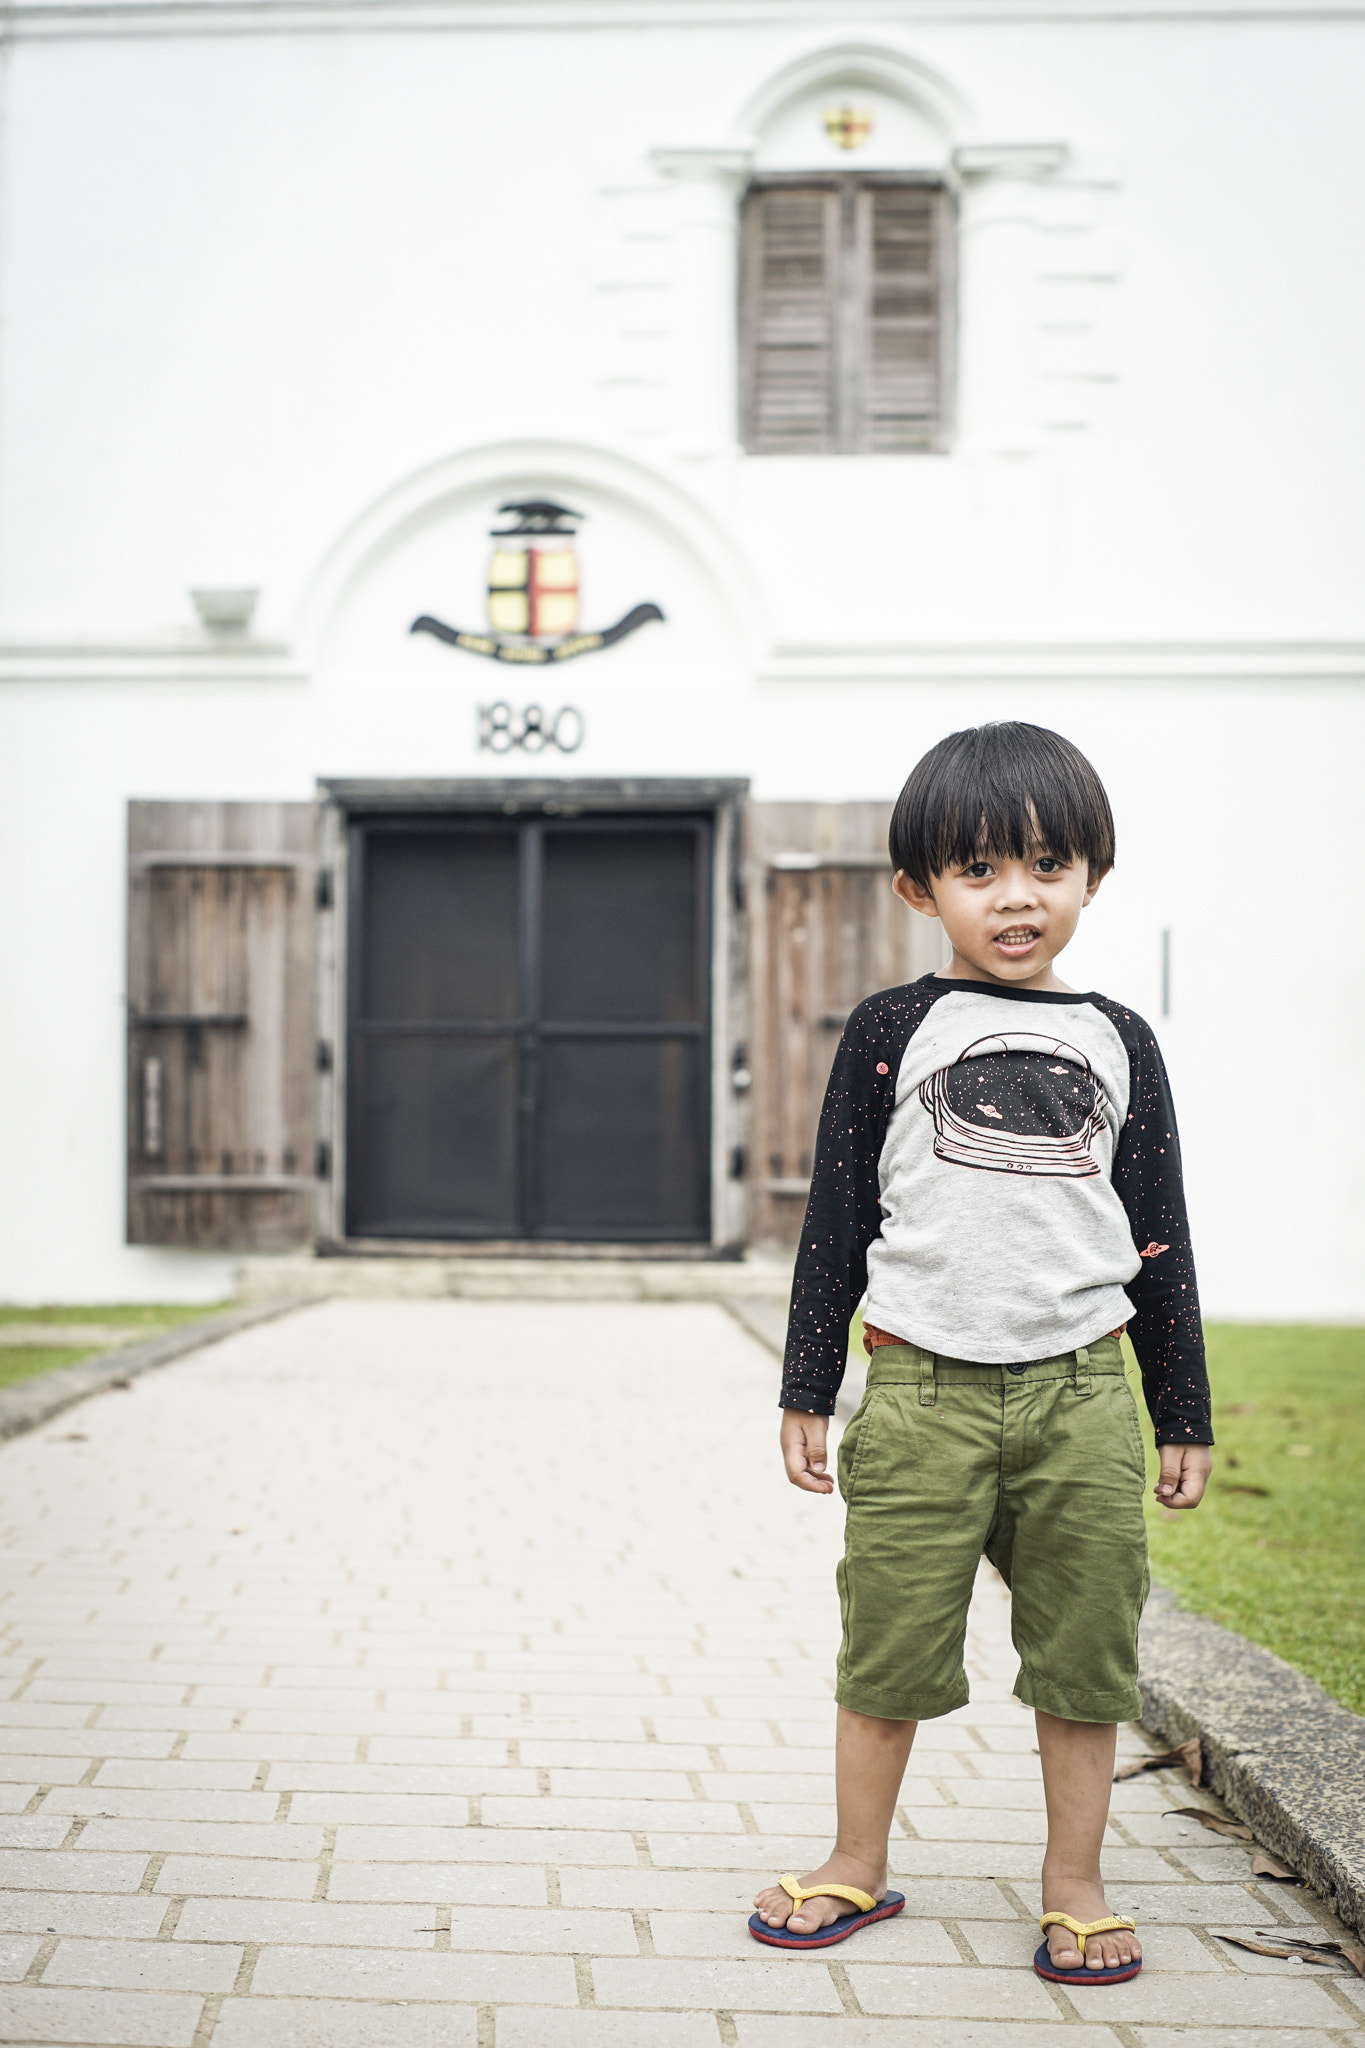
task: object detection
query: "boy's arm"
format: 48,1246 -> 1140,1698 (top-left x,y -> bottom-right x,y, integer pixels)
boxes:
1105,1010 -> 1213,1447
780,992 -> 914,1416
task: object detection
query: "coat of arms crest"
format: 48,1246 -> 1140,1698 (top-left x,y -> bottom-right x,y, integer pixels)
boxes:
411,501 -> 664,665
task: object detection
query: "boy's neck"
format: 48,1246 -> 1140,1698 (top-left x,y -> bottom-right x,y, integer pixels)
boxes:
936,950 -> 1077,995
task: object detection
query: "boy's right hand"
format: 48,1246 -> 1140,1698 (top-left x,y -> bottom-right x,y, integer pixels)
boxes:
781,1408 -> 834,1494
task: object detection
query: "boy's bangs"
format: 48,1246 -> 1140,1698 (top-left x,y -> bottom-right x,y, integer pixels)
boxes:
889,723 -> 1116,888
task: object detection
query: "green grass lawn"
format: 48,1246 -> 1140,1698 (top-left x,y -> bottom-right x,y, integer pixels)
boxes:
1129,1323 -> 1365,1716
0,1303 -> 231,1390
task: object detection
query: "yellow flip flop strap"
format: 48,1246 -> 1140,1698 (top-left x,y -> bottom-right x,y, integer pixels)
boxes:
780,1872 -> 877,1915
1038,1911 -> 1137,1961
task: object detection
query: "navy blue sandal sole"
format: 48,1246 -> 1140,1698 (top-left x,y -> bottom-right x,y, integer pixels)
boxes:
1034,1940 -> 1142,1984
749,1893 -> 906,1949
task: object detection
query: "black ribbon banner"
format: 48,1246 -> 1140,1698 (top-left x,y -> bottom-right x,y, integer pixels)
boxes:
410,602 -> 664,665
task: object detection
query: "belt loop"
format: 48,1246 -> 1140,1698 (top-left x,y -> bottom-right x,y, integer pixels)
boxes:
918,1349 -> 937,1407
1074,1345 -> 1092,1399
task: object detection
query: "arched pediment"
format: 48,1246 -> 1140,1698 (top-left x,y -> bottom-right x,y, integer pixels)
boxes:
732,42 -> 970,174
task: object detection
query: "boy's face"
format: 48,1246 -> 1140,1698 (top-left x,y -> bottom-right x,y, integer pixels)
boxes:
894,843 -> 1105,990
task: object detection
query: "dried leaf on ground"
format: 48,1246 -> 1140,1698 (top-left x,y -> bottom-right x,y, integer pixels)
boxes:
1250,1850 -> 1297,1879
1218,1934 -> 1339,1965
1258,1931 -> 1365,1975
1113,1737 -> 1201,1784
1163,1805 -> 1253,1840
1221,1481 -> 1272,1496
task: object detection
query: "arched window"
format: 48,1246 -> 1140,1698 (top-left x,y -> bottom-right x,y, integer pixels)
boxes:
740,174 -> 953,455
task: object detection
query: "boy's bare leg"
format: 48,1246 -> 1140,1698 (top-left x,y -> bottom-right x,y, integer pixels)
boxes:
752,1707 -> 917,1932
1036,1710 -> 1142,1972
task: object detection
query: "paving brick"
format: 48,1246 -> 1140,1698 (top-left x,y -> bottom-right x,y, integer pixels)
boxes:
1082,1976 -> 1347,2025
43,1938 -> 243,1992
212,1996 -> 479,2047
333,1824 -> 635,1865
90,1760 -> 263,1790
285,1794 -> 472,1826
249,1946 -> 578,2004
592,1955 -> 844,2012
0,1986 -> 205,2045
0,1849 -> 150,1893
325,1862 -> 546,1904
272,1762 -> 526,1794
496,2012 -> 721,2048
1130,2032 -> 1346,2048
78,1821 -> 326,1858
0,1782 -> 39,1812
547,1768 -> 698,1799
179,1733 -> 359,1761
649,1833 -> 834,1871
845,1962 -> 1061,2019
0,1893 -> 168,1939
733,2021 -> 1126,2046
0,1754 -> 89,1785
173,1900 -> 442,1947
153,1853 -> 320,1898
525,1741 -> 713,1770
0,1816 -> 72,1850
0,1934 -> 44,1980
45,1789 -> 278,1822
483,1797 -> 743,1832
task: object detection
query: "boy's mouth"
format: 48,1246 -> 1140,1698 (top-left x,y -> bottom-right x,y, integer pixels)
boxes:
993,926 -> 1041,953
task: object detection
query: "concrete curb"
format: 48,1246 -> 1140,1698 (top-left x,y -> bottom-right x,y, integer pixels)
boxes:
0,1298 -> 310,1443
1138,1583 -> 1365,1941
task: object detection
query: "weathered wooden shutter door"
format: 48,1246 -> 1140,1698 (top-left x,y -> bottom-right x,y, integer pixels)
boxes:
741,185 -> 839,453
127,802 -> 318,1249
855,185 -> 943,453
747,803 -> 943,1247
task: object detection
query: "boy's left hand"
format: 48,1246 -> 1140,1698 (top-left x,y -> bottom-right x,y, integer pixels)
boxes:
1154,1444 -> 1211,1509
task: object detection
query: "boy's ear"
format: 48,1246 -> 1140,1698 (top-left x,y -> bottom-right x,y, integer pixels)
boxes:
893,870 -> 938,919
1083,863 -> 1112,907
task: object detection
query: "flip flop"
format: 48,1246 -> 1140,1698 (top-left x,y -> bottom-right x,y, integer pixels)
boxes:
1035,1911 -> 1143,1984
748,1872 -> 906,1949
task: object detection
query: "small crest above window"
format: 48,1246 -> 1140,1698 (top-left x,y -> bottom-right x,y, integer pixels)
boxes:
823,106 -> 873,151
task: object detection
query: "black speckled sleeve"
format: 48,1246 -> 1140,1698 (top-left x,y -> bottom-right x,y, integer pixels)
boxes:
1095,999 -> 1213,1446
780,981 -> 939,1414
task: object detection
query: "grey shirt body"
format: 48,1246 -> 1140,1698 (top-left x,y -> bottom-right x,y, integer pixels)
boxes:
864,986 -> 1140,1363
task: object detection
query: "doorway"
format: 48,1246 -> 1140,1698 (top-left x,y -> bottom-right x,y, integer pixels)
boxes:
344,812 -> 712,1240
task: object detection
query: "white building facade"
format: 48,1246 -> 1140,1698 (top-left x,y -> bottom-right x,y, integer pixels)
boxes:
1,0 -> 1362,1313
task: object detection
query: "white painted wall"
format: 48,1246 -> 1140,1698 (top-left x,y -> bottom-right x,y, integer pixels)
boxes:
0,1 -> 1361,1312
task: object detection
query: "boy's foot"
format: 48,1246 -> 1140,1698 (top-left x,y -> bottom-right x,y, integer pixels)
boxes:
1041,1876 -> 1142,1972
752,1853 -> 887,1935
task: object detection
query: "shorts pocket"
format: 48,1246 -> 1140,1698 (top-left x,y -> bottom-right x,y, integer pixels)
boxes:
837,1389 -> 885,1505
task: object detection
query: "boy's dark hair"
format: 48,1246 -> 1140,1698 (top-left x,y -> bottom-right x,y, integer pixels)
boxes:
889,722 -> 1115,888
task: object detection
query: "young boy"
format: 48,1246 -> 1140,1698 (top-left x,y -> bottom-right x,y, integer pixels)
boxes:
750,722 -> 1212,1984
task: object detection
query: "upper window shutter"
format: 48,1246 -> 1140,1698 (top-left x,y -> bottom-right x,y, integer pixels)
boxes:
854,185 -> 944,453
127,801 -> 319,1250
741,186 -> 839,454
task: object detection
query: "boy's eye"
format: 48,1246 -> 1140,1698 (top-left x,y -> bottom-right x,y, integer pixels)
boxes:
965,862 -> 993,879
1035,856 -> 1063,873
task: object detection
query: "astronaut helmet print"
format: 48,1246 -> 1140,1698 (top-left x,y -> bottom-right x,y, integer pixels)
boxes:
918,1034 -> 1109,1179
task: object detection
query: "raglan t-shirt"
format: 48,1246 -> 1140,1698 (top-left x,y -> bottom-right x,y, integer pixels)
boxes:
781,974 -> 1212,1446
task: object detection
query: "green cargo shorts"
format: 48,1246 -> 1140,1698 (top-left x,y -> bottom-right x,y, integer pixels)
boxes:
835,1336 -> 1149,1724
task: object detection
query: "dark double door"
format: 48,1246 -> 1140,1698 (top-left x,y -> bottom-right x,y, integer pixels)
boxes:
346,814 -> 711,1240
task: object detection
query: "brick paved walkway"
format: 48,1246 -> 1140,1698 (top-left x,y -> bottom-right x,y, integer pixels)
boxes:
1,1299 -> 1361,2048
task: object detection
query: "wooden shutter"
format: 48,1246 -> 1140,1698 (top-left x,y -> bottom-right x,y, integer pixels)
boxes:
741,185 -> 838,454
741,179 -> 949,455
127,802 -> 318,1249
855,185 -> 943,453
746,803 -> 944,1247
